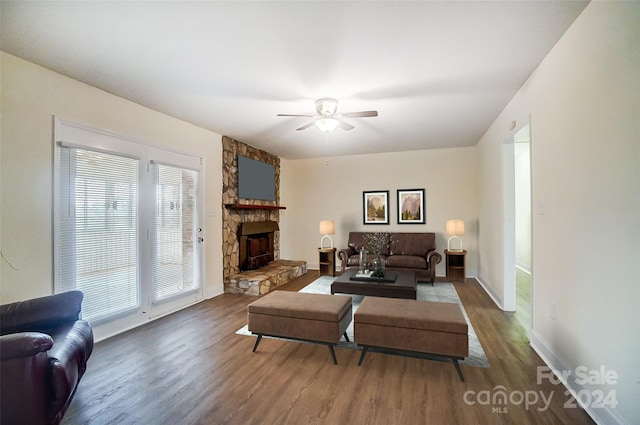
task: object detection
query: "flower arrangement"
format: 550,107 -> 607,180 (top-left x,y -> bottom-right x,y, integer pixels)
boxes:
362,232 -> 394,258
361,232 -> 395,277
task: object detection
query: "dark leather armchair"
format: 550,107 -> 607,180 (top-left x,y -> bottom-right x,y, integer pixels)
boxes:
1,291 -> 94,425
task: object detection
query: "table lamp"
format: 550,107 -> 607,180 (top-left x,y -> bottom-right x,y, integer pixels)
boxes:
319,220 -> 335,249
446,219 -> 464,251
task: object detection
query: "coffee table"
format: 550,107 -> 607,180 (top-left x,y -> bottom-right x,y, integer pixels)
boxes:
331,269 -> 417,299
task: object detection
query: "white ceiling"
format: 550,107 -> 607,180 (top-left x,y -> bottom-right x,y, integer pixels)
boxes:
1,1 -> 589,159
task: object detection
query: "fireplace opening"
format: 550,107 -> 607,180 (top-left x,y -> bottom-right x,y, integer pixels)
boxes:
247,235 -> 271,269
238,221 -> 279,272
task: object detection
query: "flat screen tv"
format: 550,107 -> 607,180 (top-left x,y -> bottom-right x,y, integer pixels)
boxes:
237,155 -> 276,201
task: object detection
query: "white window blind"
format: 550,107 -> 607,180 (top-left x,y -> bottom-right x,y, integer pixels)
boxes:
152,163 -> 200,302
56,146 -> 139,323
54,118 -> 205,331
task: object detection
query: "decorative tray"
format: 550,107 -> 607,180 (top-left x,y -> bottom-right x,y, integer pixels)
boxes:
350,271 -> 398,283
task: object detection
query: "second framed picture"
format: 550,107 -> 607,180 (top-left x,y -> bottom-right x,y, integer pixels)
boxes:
363,190 -> 389,225
397,189 -> 425,224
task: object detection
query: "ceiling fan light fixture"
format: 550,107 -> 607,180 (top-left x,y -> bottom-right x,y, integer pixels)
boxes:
316,98 -> 338,116
278,98 -> 376,132
315,118 -> 339,132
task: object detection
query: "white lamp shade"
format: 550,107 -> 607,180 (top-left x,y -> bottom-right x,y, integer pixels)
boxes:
446,219 -> 464,236
319,220 -> 335,235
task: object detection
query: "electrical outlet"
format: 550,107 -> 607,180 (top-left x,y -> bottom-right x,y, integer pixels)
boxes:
550,301 -> 557,320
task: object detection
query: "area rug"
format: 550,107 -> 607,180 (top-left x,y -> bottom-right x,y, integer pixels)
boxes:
236,275 -> 489,368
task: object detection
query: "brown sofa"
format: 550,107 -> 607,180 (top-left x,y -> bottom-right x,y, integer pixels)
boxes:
337,232 -> 441,283
0,291 -> 94,425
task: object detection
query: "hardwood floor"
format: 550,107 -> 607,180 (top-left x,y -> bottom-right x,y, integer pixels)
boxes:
62,272 -> 595,425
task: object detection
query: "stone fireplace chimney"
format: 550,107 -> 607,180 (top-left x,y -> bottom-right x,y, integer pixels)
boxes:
221,137 -> 306,295
221,137 -> 281,286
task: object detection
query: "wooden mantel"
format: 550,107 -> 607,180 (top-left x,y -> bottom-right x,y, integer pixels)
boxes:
225,203 -> 286,210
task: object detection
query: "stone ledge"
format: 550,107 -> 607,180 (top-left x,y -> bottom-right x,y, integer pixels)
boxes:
224,260 -> 307,295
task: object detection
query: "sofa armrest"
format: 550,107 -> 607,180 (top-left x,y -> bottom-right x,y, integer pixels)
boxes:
48,320 -> 94,379
46,320 -> 94,419
419,251 -> 442,283
0,332 -> 53,361
426,250 -> 442,267
337,247 -> 356,266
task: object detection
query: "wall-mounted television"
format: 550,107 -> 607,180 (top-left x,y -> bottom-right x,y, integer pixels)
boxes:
237,155 -> 276,201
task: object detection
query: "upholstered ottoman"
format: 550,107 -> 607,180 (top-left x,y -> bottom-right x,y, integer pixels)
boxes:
247,291 -> 352,364
354,296 -> 468,380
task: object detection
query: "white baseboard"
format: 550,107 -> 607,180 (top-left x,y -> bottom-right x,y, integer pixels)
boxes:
529,331 -> 628,425
474,274 -> 628,424
474,276 -> 506,311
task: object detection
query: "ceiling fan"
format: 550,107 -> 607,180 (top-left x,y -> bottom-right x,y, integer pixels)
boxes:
277,98 -> 378,132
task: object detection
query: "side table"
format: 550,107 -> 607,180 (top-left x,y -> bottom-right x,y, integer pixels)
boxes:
318,248 -> 336,277
444,249 -> 467,282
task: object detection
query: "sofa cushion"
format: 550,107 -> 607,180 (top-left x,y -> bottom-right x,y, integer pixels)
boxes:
389,233 -> 435,257
385,255 -> 427,269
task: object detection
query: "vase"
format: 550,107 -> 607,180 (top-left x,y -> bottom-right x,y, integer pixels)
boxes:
359,248 -> 367,273
372,257 -> 385,278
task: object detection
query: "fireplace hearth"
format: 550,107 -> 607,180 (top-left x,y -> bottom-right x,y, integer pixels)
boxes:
238,221 -> 279,272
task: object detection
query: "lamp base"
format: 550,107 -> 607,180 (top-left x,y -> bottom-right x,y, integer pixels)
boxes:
320,235 -> 334,249
447,236 -> 463,252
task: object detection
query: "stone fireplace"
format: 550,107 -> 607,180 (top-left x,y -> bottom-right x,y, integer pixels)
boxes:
222,136 -> 306,295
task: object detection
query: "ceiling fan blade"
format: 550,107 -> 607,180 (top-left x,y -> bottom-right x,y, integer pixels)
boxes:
296,121 -> 316,131
339,110 -> 378,118
277,113 -> 315,117
336,119 -> 355,131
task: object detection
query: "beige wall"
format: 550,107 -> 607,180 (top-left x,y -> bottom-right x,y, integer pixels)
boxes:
279,147 -> 478,278
477,3 -> 639,423
0,52 -> 224,304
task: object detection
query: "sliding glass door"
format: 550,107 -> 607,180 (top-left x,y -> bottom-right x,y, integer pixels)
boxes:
54,118 -> 204,330
152,163 -> 200,303
57,147 -> 140,322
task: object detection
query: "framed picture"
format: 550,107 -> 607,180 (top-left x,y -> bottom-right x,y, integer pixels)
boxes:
363,190 -> 389,225
397,189 -> 425,224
